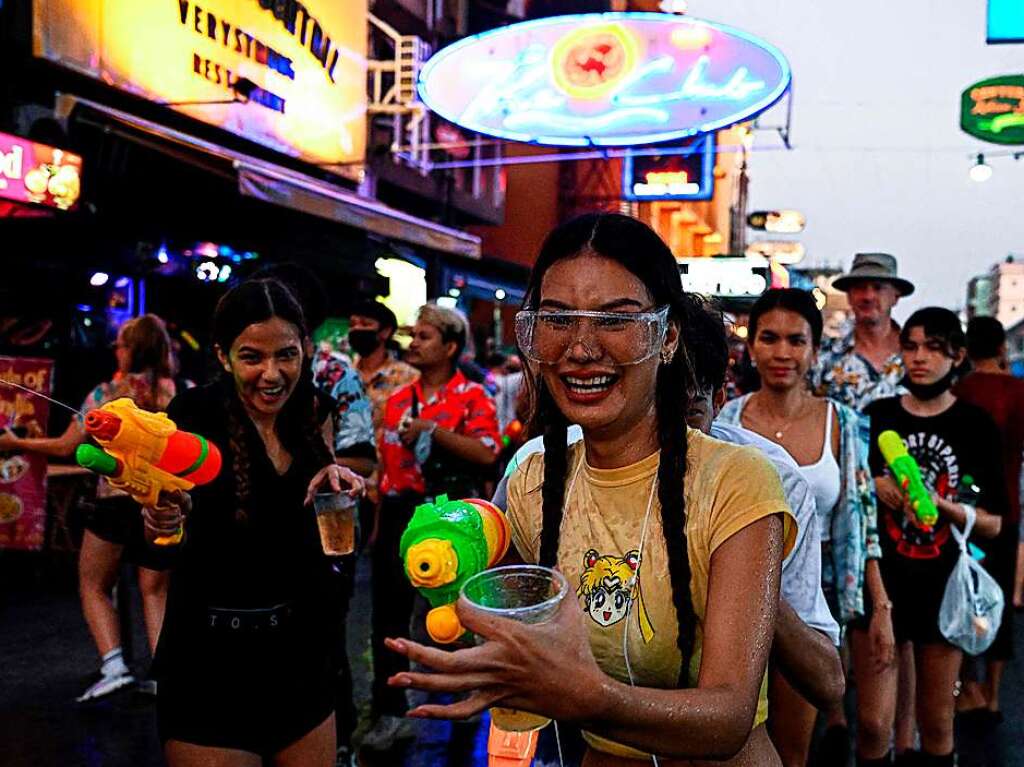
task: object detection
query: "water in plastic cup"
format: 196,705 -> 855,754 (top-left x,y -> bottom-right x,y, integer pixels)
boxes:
460,565 -> 568,732
313,492 -> 357,555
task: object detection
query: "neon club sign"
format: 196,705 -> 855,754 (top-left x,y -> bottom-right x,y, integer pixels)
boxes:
418,13 -> 791,147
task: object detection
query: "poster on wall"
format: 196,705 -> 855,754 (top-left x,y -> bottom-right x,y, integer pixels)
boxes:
33,0 -> 367,167
0,357 -> 55,551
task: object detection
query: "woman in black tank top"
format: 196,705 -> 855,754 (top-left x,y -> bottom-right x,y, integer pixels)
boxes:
143,280 -> 364,767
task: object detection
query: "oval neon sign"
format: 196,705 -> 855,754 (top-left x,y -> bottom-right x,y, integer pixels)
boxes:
418,12 -> 791,147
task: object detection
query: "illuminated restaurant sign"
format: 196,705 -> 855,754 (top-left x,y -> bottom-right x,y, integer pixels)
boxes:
0,131 -> 82,211
623,134 -> 714,200
746,240 -> 806,266
418,12 -> 791,146
961,75 -> 1024,145
746,209 -> 805,233
679,256 -> 769,299
32,0 -> 367,166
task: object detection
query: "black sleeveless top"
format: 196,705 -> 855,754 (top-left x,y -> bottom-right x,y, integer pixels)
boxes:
153,383 -> 338,687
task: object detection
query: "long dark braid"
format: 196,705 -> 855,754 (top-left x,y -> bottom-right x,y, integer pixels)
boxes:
222,375 -> 253,524
520,212 -> 703,685
536,382 -> 569,567
655,331 -> 699,682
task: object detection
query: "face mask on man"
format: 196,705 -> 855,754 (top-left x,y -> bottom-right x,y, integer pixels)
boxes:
348,329 -> 381,357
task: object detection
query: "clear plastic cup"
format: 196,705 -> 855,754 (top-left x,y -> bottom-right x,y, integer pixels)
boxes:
313,491 -> 357,555
460,564 -> 568,732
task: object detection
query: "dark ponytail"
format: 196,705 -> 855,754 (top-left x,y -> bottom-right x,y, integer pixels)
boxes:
537,382 -> 570,567
655,338 -> 698,680
222,375 -> 253,525
212,279 -> 333,524
522,213 -> 701,682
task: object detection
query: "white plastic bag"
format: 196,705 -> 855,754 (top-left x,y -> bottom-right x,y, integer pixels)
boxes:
938,505 -> 1004,655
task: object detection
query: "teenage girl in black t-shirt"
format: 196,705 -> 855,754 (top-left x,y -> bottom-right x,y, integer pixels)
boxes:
143,280 -> 364,767
860,308 -> 1004,767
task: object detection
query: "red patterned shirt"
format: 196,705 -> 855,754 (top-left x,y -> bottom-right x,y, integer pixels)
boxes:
379,370 -> 500,496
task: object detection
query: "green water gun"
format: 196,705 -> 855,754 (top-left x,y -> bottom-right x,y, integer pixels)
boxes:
399,494 -> 511,644
878,430 -> 939,530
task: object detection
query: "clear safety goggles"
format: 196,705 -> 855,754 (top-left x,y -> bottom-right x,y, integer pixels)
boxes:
514,306 -> 670,365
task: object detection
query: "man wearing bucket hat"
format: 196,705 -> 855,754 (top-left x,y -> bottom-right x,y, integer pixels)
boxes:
813,253 -> 914,412
811,253 -> 917,767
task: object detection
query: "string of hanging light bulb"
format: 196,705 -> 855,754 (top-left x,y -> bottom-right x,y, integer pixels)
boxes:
969,149 -> 1023,182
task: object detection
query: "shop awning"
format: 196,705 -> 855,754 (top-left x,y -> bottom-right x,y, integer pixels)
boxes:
57,95 -> 482,259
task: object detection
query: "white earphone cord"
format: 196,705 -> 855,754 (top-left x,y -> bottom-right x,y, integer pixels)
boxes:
621,471 -> 661,767
555,458 -> 661,767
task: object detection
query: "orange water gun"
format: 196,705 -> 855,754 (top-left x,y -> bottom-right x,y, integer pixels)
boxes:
75,398 -> 222,545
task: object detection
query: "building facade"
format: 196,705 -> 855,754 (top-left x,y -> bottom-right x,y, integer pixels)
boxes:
967,256 -> 1024,327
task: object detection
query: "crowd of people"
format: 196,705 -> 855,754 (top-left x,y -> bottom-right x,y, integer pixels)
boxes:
7,213 -> 1024,767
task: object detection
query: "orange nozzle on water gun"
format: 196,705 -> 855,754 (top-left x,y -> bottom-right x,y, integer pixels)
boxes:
488,726 -> 539,767
76,398 -> 222,545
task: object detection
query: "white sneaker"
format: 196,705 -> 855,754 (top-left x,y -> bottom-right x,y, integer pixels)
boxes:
76,669 -> 136,703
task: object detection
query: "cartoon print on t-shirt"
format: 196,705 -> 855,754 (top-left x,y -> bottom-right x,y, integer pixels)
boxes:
577,549 -> 655,643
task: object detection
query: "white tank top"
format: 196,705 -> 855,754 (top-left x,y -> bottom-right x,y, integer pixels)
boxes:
798,401 -> 841,541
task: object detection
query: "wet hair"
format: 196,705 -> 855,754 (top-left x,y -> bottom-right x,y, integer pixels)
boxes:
212,279 -> 333,524
687,296 -> 729,395
351,299 -> 399,337
523,212 -> 702,684
417,303 -> 468,362
119,314 -> 173,409
966,316 -> 1006,360
900,307 -> 967,359
748,288 -> 824,348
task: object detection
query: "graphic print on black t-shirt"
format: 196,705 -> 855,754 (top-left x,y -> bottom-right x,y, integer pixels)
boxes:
886,430 -> 958,558
866,397 -> 1005,562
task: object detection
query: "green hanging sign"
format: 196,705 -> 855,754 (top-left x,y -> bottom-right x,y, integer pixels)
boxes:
961,75 -> 1024,145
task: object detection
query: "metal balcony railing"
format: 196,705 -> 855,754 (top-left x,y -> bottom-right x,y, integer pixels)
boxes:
366,12 -> 504,212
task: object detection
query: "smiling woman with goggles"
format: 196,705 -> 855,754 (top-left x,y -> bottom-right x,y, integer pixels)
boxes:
514,306 -> 670,365
383,213 -> 795,767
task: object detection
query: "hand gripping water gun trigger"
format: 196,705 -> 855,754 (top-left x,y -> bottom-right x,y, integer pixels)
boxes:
399,494 -> 511,644
878,430 -> 939,530
74,398 -> 223,545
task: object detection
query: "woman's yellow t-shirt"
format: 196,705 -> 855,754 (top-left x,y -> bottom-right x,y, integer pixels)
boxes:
505,428 -> 796,759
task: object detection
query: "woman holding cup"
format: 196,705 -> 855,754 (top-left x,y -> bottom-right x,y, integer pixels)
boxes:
386,213 -> 796,766
143,279 -> 364,767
